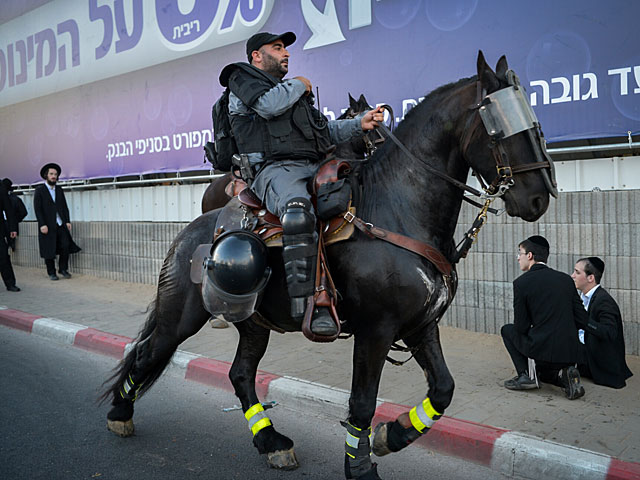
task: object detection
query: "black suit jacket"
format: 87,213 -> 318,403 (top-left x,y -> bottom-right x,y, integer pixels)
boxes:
512,263 -> 587,364
33,183 -> 76,259
0,183 -> 17,238
581,287 -> 633,388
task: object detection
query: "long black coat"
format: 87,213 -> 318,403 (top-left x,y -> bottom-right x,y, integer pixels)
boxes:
580,287 -> 633,388
33,184 -> 80,259
0,183 -> 16,239
512,263 -> 587,364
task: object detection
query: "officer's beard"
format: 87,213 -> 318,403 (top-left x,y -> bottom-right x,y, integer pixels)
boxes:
261,52 -> 287,80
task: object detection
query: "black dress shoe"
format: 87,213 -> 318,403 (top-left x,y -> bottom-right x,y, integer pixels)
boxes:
560,366 -> 585,400
49,274 -> 59,281
310,307 -> 338,336
504,373 -> 538,390
6,286 -> 20,292
59,271 -> 72,279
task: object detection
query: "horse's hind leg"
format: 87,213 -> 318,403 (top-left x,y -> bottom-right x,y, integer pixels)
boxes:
230,318 -> 298,470
105,288 -> 210,436
371,323 -> 454,457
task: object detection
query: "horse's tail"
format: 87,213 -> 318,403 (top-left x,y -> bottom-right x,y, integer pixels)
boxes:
98,219 -> 209,406
97,296 -> 162,404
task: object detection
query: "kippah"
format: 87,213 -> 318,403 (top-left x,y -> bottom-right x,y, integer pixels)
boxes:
526,235 -> 549,249
587,256 -> 605,274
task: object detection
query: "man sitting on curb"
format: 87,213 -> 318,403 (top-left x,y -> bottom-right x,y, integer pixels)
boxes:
501,235 -> 587,400
571,256 -> 633,389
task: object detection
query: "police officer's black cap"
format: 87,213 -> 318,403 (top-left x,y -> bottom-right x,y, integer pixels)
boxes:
246,31 -> 296,61
526,235 -> 549,249
587,256 -> 605,275
40,162 -> 61,179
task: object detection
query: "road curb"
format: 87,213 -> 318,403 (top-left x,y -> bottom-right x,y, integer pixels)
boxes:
1,307 -> 638,480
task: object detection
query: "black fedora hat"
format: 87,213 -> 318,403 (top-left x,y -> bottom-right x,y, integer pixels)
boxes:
40,163 -> 61,180
1,178 -> 13,191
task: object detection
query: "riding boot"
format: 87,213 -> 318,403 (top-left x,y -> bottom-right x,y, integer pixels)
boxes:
281,198 -> 337,336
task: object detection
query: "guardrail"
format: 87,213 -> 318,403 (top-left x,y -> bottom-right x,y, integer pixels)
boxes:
11,140 -> 640,193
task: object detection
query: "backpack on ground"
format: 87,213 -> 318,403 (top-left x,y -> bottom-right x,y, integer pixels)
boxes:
204,88 -> 237,172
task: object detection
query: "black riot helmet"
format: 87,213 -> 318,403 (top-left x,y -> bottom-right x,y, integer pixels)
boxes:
207,230 -> 271,296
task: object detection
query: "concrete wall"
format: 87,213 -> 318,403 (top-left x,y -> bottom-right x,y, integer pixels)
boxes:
12,189 -> 639,355
441,189 -> 640,356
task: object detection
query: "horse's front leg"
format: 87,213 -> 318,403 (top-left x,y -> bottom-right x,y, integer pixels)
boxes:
371,323 -> 454,456
344,328 -> 395,480
230,318 -> 298,470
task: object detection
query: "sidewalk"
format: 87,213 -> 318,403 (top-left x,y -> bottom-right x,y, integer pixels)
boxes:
1,266 -> 639,477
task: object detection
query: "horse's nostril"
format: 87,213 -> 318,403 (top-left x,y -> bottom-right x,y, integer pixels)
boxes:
532,195 -> 544,213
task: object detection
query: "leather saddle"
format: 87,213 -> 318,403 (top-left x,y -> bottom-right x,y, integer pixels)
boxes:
213,158 -> 356,247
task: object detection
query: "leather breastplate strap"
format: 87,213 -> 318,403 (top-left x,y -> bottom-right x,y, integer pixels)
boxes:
343,212 -> 452,277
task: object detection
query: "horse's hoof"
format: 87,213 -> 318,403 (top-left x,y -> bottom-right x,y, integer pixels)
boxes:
266,447 -> 299,470
371,423 -> 392,457
107,419 -> 135,437
355,464 -> 382,479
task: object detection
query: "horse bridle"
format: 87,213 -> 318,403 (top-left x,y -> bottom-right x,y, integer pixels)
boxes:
462,70 -> 558,199
343,104 -> 393,158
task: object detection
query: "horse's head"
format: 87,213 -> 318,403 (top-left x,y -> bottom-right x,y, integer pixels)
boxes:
340,93 -> 372,120
463,51 -> 557,221
336,93 -> 386,159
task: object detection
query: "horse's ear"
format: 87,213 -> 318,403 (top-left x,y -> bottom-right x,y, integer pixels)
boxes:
495,55 -> 508,80
349,93 -> 358,109
477,50 -> 500,92
358,94 -> 370,109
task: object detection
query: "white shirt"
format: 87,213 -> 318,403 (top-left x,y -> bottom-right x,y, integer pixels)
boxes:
577,284 -> 600,344
47,184 -> 63,226
580,284 -> 600,310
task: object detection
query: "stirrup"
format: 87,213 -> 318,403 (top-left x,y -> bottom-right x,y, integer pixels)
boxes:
310,307 -> 338,336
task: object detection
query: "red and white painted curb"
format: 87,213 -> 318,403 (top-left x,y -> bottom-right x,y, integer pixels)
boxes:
1,306 -> 638,480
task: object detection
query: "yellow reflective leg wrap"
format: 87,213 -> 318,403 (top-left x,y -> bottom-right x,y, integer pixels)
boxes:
245,403 -> 272,436
342,421 -> 373,478
344,421 -> 371,459
408,397 -> 442,434
119,374 -> 141,402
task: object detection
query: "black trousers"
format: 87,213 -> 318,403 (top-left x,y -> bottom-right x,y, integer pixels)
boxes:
501,324 -> 571,383
45,225 -> 70,275
0,235 -> 16,288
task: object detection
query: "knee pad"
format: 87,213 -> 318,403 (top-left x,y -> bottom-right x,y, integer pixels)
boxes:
281,197 -> 315,236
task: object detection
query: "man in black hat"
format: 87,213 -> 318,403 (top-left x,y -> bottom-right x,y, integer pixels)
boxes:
571,257 -> 633,388
2,178 -> 28,251
500,235 -> 587,399
33,163 -> 81,280
218,32 -> 384,336
0,178 -> 19,291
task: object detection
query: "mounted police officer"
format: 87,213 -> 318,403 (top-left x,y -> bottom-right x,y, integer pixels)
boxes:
219,32 -> 383,336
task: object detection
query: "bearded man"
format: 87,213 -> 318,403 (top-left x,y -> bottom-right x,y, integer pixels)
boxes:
33,163 -> 81,280
218,32 -> 383,336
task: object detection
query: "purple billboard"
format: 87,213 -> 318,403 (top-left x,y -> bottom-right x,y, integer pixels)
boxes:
1,0 -> 639,184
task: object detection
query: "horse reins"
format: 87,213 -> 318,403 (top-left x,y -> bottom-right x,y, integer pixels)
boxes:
343,79 -> 557,364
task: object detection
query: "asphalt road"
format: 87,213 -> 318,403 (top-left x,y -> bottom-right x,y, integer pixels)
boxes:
0,327 -> 513,479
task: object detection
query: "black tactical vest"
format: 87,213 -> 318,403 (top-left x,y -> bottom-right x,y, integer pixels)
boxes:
221,63 -> 332,162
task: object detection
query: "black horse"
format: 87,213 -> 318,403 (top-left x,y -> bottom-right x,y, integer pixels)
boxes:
200,93 -> 375,214
102,52 -> 555,479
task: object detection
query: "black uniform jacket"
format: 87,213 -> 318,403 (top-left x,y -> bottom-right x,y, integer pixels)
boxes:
581,287 -> 633,388
512,263 -> 586,364
0,183 -> 17,238
33,184 -> 80,259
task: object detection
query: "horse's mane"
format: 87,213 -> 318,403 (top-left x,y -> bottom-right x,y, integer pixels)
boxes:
363,74 -> 476,176
400,75 -> 476,127
357,74 -> 477,223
